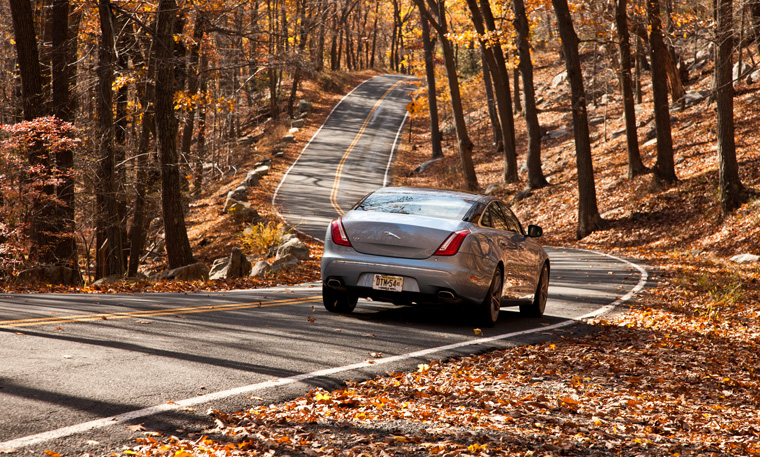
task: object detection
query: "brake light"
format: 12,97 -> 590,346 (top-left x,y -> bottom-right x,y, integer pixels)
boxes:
434,229 -> 470,256
330,218 -> 351,246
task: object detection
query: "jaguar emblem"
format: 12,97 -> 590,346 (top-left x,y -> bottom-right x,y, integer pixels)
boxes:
384,231 -> 401,240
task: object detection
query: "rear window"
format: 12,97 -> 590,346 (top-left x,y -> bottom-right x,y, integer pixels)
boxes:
355,191 -> 476,220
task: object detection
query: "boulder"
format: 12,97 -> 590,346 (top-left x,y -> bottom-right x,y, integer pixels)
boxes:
210,248 -> 252,280
414,158 -> 442,174
276,238 -> 310,260
485,182 -> 507,196
251,261 -> 273,277
733,61 -> 753,82
546,128 -> 569,139
282,134 -> 295,144
643,125 -> 657,142
730,253 -> 759,264
280,233 -> 298,243
551,71 -> 568,88
297,99 -> 313,115
237,132 -> 265,146
610,128 -> 626,140
271,254 -> 298,272
676,90 -> 710,110
226,201 -> 260,222
229,185 -> 248,201
253,164 -> 270,178
91,274 -> 125,286
228,247 -> 252,278
153,262 -> 209,281
749,69 -> 760,84
208,258 -> 228,280
291,118 -> 305,129
512,188 -> 533,203
17,265 -> 82,286
243,170 -> 260,187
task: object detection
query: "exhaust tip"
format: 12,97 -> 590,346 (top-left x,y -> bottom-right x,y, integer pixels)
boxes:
438,290 -> 456,300
326,278 -> 343,288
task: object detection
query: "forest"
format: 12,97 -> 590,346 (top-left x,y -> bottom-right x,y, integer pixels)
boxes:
0,0 -> 757,286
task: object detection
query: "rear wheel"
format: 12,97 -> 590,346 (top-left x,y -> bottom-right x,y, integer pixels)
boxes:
521,263 -> 549,317
323,284 -> 358,313
478,267 -> 503,327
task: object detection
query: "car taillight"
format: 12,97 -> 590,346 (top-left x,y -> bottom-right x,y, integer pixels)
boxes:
330,218 -> 351,246
434,229 -> 470,256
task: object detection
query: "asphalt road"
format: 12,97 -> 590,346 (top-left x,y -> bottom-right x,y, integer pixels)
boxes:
0,74 -> 649,455
274,73 -> 417,240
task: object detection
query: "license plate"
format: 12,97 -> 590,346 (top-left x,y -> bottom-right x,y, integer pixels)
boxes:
373,274 -> 404,292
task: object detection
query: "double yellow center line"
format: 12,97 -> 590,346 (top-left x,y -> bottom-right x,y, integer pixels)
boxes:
0,296 -> 321,328
329,81 -> 404,215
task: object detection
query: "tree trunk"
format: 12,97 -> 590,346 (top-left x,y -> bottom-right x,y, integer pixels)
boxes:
370,0 -> 379,67
478,0 -> 518,183
194,55 -> 208,192
96,0 -> 124,277
647,0 -> 677,185
314,0 -> 326,71
715,0 -> 746,214
50,0 -> 77,264
634,36 -> 643,103
181,13 -> 205,183
419,10 -> 443,159
414,0 -> 478,191
9,0 -> 45,120
51,0 -> 73,121
513,0 -> 548,189
512,53 -> 522,114
615,0 -> 649,178
481,51 -> 503,153
662,43 -> 686,102
155,0 -> 195,269
750,0 -> 760,48
127,21 -> 155,278
551,0 -> 603,239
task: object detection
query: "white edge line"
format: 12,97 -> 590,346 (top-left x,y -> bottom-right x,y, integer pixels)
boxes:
383,111 -> 410,188
0,250 -> 648,453
271,75 -> 385,243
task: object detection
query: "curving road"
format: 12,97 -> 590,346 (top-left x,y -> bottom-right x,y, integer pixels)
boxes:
0,75 -> 649,455
274,74 -> 416,240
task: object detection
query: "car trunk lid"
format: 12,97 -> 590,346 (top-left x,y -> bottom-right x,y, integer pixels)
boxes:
342,212 -> 464,259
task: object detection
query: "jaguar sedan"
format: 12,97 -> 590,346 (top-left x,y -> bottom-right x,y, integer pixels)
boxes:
320,187 -> 549,326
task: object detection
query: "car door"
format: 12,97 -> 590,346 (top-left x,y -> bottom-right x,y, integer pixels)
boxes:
499,202 -> 542,297
482,202 -> 524,300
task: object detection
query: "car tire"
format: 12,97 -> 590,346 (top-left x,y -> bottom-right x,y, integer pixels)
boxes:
479,267 -> 503,327
323,284 -> 358,313
521,263 -> 549,317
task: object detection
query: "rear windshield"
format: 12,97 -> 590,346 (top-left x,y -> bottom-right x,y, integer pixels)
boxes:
354,191 -> 476,220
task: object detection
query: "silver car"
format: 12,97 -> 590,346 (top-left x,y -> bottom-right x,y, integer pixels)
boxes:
321,187 -> 549,326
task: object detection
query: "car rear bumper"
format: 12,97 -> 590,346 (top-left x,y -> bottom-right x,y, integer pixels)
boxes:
321,245 -> 492,305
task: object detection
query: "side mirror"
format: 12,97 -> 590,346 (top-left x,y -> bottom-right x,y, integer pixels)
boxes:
527,225 -> 543,238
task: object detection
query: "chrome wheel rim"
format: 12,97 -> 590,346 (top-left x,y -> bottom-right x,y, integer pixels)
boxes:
489,272 -> 502,321
537,267 -> 548,313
